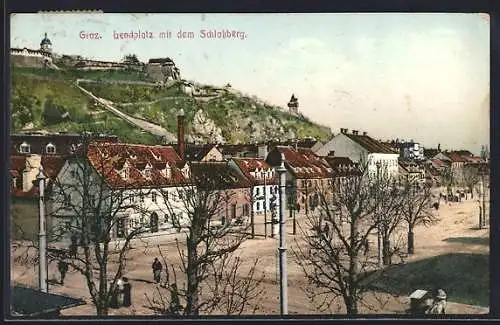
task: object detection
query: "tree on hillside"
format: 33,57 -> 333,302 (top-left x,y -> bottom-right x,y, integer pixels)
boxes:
146,163 -> 265,316
123,54 -> 140,64
293,164 -> 396,315
17,135 -> 152,316
11,92 -> 40,130
400,179 -> 438,255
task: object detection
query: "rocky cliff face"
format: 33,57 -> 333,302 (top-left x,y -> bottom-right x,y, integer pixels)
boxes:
190,109 -> 225,143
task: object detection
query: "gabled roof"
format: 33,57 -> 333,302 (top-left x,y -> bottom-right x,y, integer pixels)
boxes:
446,151 -> 467,163
184,144 -> 220,161
270,146 -> 332,179
11,285 -> 86,316
344,134 -> 398,154
190,161 -> 252,189
82,142 -> 188,189
324,156 -> 362,177
232,158 -> 278,186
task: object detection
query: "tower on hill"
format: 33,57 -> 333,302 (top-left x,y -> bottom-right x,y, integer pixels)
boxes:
288,94 -> 299,115
40,33 -> 52,53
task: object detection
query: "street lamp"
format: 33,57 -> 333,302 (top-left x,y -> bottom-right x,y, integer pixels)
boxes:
37,166 -> 48,292
276,153 -> 288,315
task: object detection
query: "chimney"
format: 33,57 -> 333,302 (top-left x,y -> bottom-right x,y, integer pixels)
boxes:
177,109 -> 185,160
363,131 -> 367,136
258,144 -> 268,160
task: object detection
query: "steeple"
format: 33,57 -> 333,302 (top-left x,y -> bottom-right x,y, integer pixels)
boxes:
287,94 -> 299,115
40,33 -> 52,53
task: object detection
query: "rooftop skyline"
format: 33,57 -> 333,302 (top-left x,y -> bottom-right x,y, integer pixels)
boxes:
10,13 -> 490,154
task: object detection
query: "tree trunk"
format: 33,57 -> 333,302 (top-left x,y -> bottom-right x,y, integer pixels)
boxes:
345,295 -> 358,315
186,238 -> 199,315
382,238 -> 391,265
479,206 -> 483,229
482,183 -> 487,227
407,228 -> 415,255
96,303 -> 109,316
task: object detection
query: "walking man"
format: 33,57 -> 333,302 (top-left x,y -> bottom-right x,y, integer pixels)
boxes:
152,257 -> 163,283
58,260 -> 69,285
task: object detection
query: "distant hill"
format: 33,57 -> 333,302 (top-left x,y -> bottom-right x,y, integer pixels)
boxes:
11,67 -> 332,145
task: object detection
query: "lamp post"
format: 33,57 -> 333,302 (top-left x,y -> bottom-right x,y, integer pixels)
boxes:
276,153 -> 288,315
37,166 -> 48,292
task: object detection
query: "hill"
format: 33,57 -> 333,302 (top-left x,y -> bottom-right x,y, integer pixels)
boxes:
11,67 -> 332,145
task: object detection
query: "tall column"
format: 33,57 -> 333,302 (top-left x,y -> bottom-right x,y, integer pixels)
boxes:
276,153 -> 288,315
37,166 -> 48,292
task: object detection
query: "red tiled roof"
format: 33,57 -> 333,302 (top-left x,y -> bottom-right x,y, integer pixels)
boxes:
344,134 -> 398,154
273,146 -> 332,179
324,156 -> 363,177
190,162 -> 252,189
84,142 -> 188,189
41,155 -> 66,179
232,158 -> 278,186
446,152 -> 467,163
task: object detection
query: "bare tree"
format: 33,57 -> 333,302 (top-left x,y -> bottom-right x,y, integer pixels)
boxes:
462,164 -> 480,199
293,165 -> 391,315
400,179 -> 438,255
146,162 -> 265,316
46,137 -> 151,315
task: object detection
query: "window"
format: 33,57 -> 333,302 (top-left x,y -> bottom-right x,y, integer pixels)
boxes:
256,187 -> 260,196
46,143 -> 56,154
243,204 -> 249,216
269,186 -> 273,194
152,191 -> 157,202
275,186 -> 278,194
19,142 -> 30,154
130,195 -> 135,203
123,167 -> 130,180
179,190 -> 184,200
63,193 -> 72,207
231,204 -> 237,219
256,201 -> 261,211
144,168 -> 152,179
140,193 -> 144,202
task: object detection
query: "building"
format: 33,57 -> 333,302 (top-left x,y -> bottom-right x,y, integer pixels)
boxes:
190,161 -> 252,225
287,94 -> 299,115
266,146 -> 333,216
146,57 -> 181,82
398,159 -> 426,184
10,154 -> 66,240
11,132 -> 119,156
11,33 -> 55,69
184,143 -> 224,162
50,142 -> 192,243
397,141 -> 425,161
11,285 -> 86,317
229,158 -> 279,216
316,128 -> 399,179
324,156 -> 363,191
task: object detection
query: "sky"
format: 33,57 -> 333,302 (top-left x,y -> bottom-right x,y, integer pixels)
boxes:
10,13 -> 490,154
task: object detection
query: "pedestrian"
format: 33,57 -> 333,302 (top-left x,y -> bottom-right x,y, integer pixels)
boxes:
363,239 -> 370,256
152,257 -> 163,283
122,277 -> 132,307
58,260 -> 69,285
429,289 -> 447,314
69,234 -> 78,258
116,277 -> 125,307
109,283 -> 119,309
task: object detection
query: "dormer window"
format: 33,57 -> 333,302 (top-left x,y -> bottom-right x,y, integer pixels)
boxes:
46,143 -> 56,154
144,168 -> 152,180
19,142 -> 30,154
123,167 -> 130,180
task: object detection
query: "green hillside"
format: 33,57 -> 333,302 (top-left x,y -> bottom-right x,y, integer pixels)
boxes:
11,67 -> 332,144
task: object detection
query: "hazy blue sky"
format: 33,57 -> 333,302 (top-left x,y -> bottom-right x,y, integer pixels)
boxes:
11,13 -> 489,154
